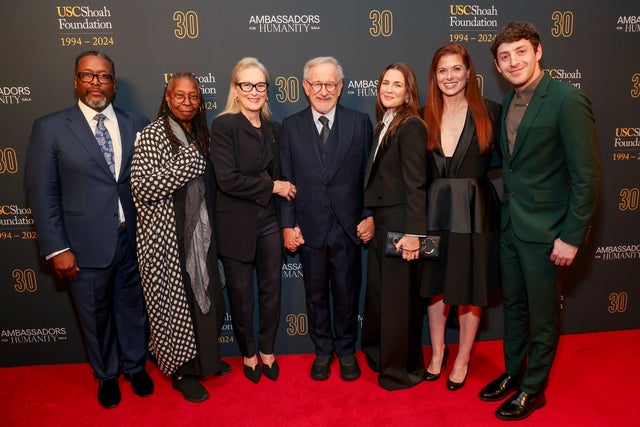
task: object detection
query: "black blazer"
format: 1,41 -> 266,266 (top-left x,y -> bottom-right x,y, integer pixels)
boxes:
210,112 -> 281,262
364,116 -> 428,235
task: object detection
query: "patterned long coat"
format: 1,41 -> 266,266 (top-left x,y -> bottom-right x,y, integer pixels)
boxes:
130,117 -> 205,375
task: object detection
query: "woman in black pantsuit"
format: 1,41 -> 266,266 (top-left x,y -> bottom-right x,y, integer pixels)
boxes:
211,57 -> 296,383
362,63 -> 428,390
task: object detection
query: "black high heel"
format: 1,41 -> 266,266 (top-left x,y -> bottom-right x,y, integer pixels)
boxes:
424,345 -> 449,381
243,363 -> 262,383
260,352 -> 279,381
262,360 -> 279,381
447,362 -> 469,391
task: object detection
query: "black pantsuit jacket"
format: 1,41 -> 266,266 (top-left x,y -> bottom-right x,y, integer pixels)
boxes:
362,116 -> 428,390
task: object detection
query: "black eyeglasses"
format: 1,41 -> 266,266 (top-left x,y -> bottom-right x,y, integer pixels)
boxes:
76,72 -> 114,84
236,82 -> 269,93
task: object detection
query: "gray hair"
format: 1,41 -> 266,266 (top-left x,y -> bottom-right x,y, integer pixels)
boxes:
303,56 -> 344,81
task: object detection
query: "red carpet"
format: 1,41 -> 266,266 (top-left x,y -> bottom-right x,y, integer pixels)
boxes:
2,329 -> 638,426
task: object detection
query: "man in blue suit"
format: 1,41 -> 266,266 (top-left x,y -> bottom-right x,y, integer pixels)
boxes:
25,51 -> 153,408
280,56 -> 373,381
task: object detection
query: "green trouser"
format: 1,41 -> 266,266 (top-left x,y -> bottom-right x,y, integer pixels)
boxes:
500,221 -> 560,395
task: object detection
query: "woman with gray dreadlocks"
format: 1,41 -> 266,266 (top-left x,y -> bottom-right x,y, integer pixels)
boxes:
131,71 -> 227,402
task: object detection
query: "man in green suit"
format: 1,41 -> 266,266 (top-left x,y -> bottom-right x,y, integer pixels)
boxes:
478,22 -> 600,421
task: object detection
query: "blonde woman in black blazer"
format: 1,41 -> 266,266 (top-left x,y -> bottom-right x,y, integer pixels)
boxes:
362,63 -> 428,391
211,57 -> 296,383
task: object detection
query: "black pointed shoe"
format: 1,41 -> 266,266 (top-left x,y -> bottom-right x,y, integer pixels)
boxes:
446,363 -> 469,391
262,360 -> 280,381
496,390 -> 546,421
479,373 -> 520,401
243,364 -> 262,383
424,345 -> 449,381
98,377 -> 121,408
123,370 -> 154,397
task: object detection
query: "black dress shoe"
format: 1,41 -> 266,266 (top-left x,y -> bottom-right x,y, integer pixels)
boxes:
124,370 -> 154,397
339,355 -> 361,381
496,390 -> 546,421
243,364 -> 262,383
214,361 -> 232,376
172,375 -> 209,403
98,378 -> 121,409
262,360 -> 280,381
310,354 -> 334,380
424,345 -> 449,381
446,363 -> 468,391
479,373 -> 520,401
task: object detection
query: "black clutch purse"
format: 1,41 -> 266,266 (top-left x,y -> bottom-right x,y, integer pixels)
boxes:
384,231 -> 440,259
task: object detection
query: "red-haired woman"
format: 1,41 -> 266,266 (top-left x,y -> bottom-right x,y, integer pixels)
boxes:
421,43 -> 501,390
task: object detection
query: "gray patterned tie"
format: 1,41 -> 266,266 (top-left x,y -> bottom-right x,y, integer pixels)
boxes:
318,115 -> 330,144
94,113 -> 116,177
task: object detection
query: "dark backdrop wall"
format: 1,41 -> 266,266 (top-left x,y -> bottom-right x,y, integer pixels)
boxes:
1,1 -> 638,366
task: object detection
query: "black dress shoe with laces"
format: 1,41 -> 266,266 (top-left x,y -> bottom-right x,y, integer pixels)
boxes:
339,355 -> 361,381
310,354 -> 334,380
98,377 -> 121,408
496,390 -> 546,421
124,370 -> 154,397
479,373 -> 520,401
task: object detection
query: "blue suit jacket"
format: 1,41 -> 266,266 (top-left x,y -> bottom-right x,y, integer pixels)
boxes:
279,105 -> 372,248
26,104 -> 149,268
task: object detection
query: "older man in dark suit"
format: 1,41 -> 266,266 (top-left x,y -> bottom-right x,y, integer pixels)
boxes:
25,51 -> 152,408
280,56 -> 373,381
478,22 -> 600,421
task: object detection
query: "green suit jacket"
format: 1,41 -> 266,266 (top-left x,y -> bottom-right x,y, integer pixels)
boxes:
499,73 -> 600,246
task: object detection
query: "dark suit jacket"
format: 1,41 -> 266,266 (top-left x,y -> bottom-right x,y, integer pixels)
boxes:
279,105 -> 372,248
210,112 -> 281,262
364,117 -> 428,235
499,73 -> 600,246
26,104 -> 149,268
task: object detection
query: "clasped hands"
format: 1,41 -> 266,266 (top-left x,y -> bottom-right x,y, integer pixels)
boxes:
356,216 -> 374,244
283,226 -> 305,252
283,216 -> 376,253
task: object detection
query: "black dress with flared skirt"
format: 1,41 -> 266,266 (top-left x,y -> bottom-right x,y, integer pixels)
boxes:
419,104 -> 501,306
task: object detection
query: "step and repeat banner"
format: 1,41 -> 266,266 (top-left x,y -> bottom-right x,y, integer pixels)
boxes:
1,1 -> 638,366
